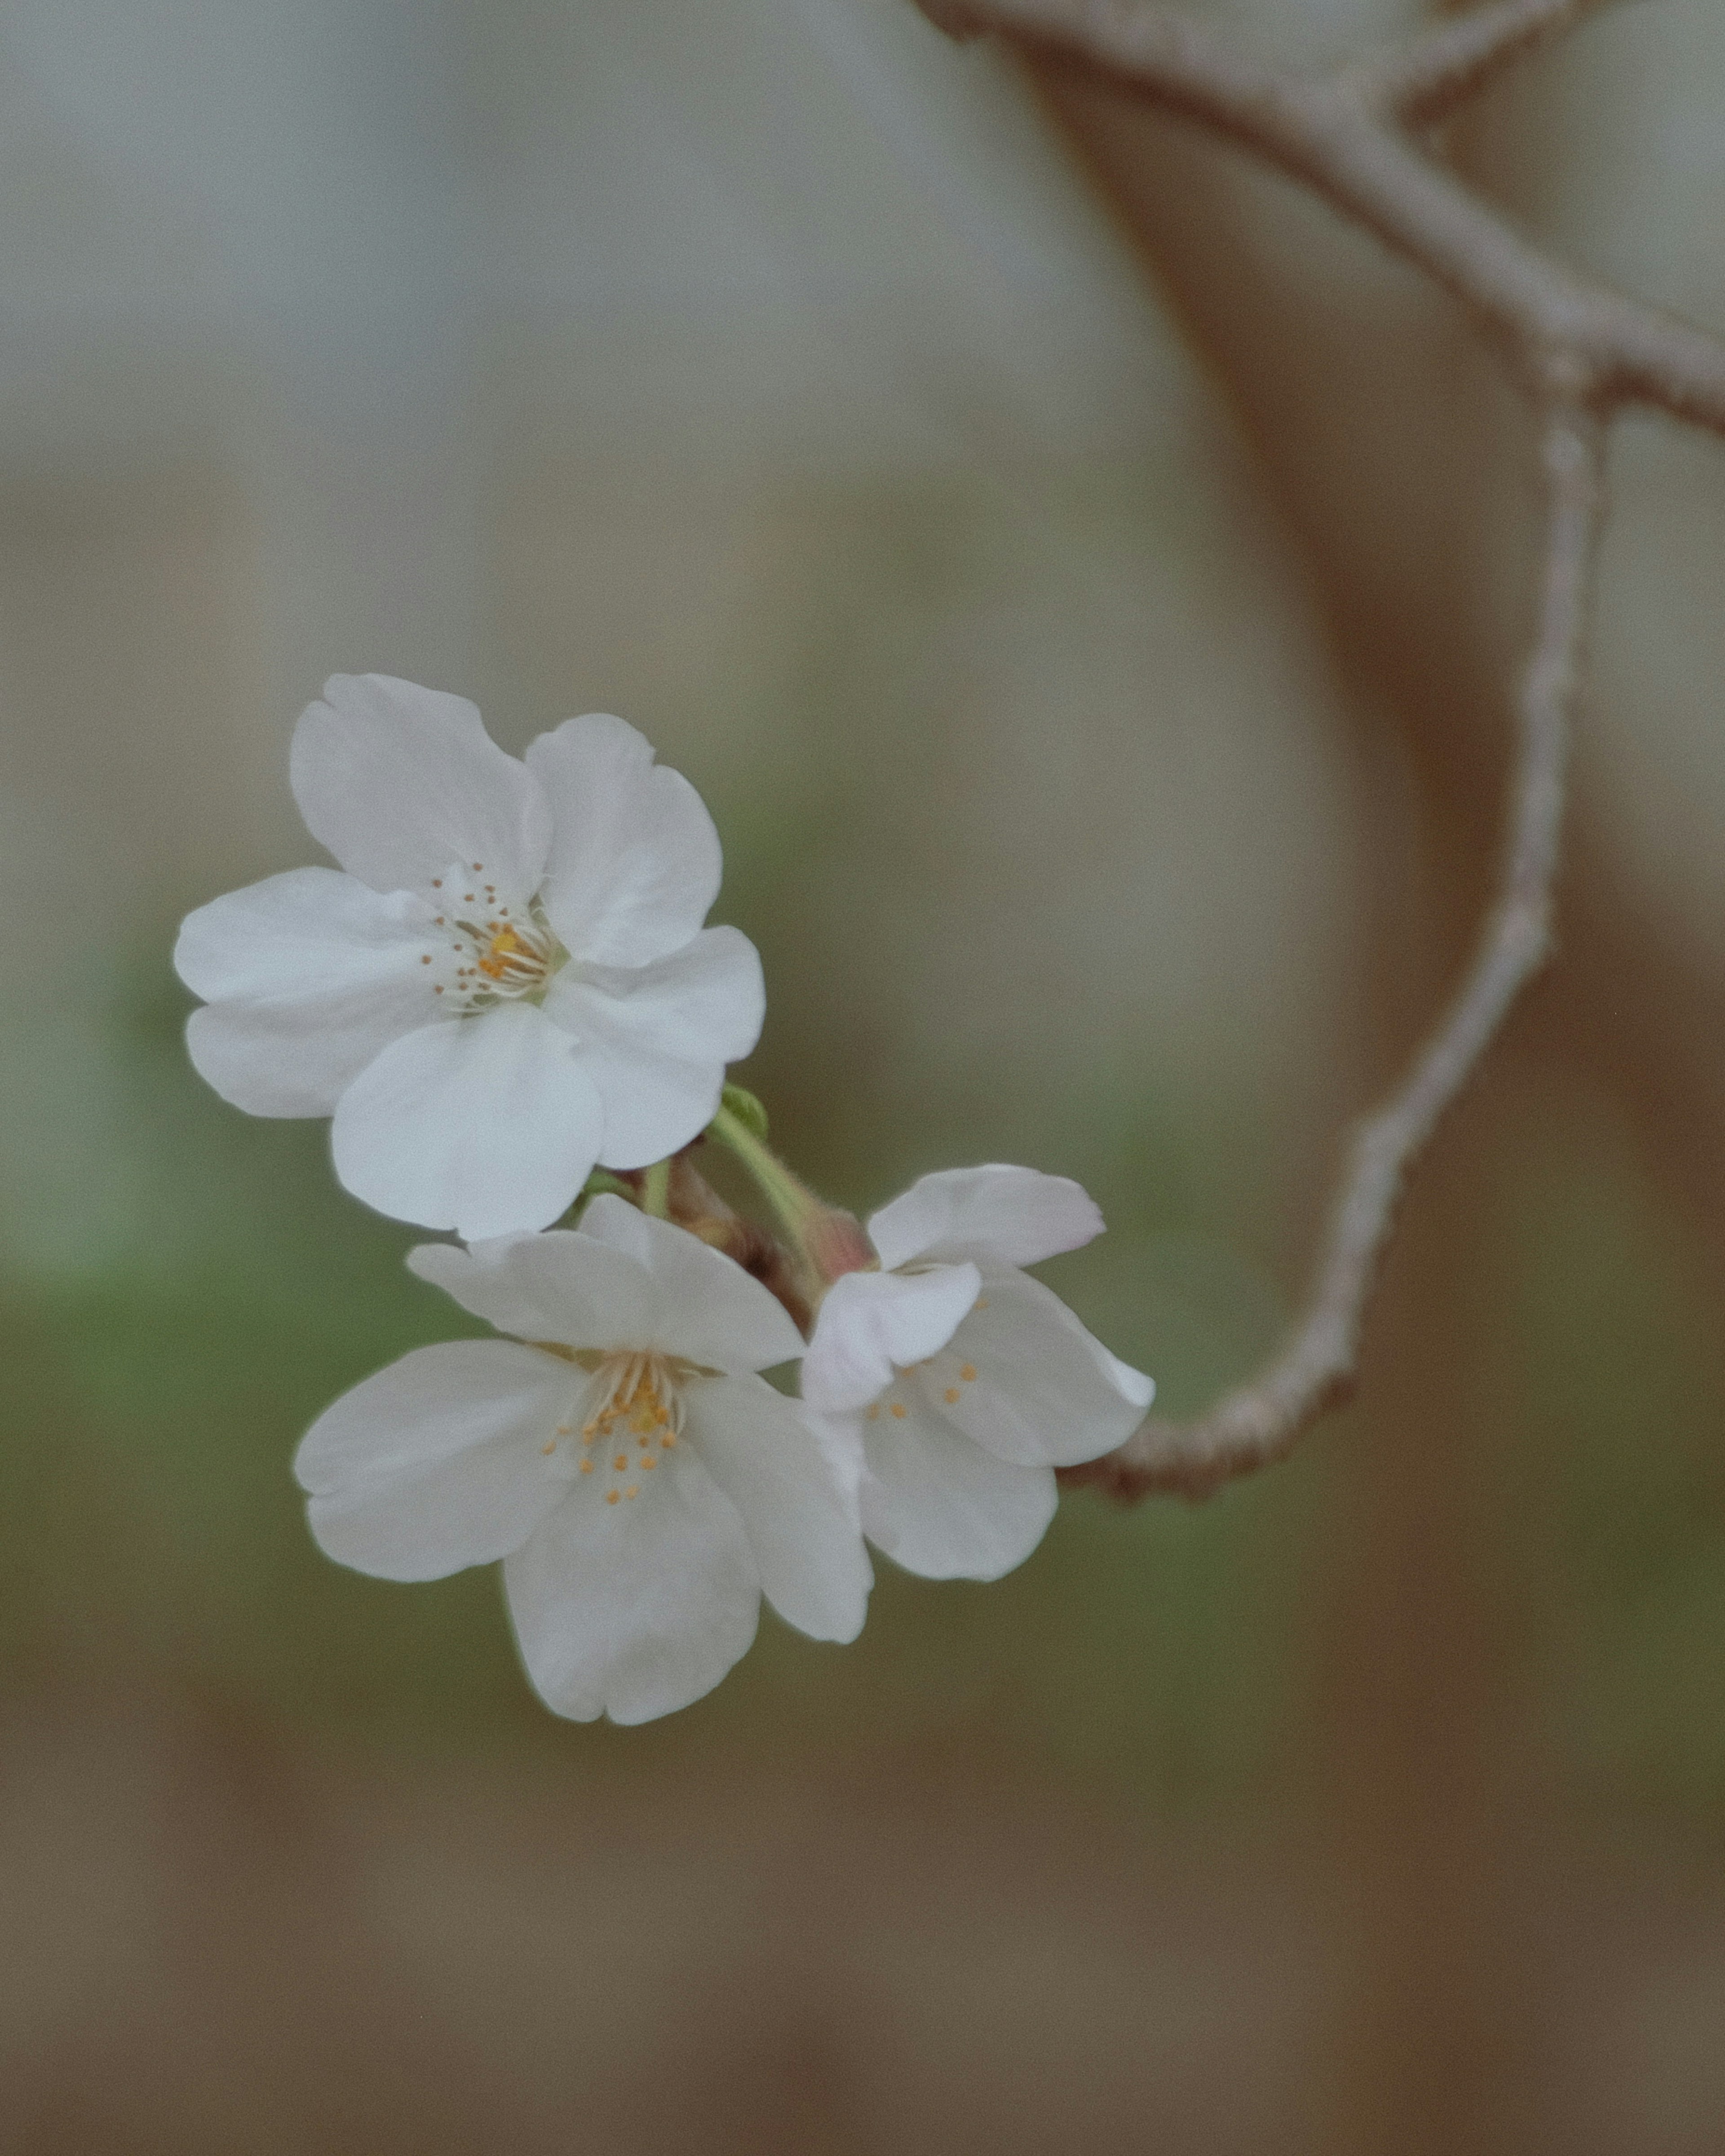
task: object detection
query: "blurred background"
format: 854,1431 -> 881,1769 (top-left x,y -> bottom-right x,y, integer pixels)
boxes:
1,0 -> 1724,2148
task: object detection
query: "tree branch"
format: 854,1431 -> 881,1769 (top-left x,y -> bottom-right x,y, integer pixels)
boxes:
917,0 -> 1725,426
1350,0 -> 1627,128
1063,398 -> 1606,1500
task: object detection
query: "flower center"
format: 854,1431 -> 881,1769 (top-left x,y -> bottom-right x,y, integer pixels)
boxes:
421,864 -> 566,1014
574,1350 -> 686,1505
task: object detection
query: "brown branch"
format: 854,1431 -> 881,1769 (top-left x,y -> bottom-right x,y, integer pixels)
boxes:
1064,401 -> 1606,1501
1349,0 -> 1626,127
918,0 -> 1725,426
906,0 -> 1708,1497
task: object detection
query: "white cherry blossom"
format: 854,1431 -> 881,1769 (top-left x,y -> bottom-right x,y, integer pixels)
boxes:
295,1195 -> 871,1725
175,675 -> 763,1239
801,1166 -> 1153,1582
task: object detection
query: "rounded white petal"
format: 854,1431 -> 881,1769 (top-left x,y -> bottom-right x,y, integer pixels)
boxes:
576,1195 -> 806,1370
407,1229 -> 652,1349
867,1165 -> 1104,1273
800,1263 -> 980,1415
543,927 -> 765,1171
503,1440 -> 760,1724
291,674 -> 553,899
177,869 -> 441,1116
295,1341 -> 574,1581
934,1269 -> 1152,1468
849,1393 -> 1058,1582
526,713 -> 723,966
331,1004 -> 606,1239
685,1375 -> 871,1642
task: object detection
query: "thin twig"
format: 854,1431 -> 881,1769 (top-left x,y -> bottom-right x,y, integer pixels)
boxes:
917,0 -> 1725,425
1063,401 -> 1606,1499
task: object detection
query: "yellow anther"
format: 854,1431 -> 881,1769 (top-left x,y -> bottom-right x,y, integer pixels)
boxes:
890,1402 -> 907,1419
865,1404 -> 880,1422
606,1488 -> 620,1504
613,1455 -> 627,1471
624,1485 -> 638,1500
944,1387 -> 960,1404
541,1441 -> 556,1456
960,1364 -> 977,1383
640,1454 -> 657,1470
477,923 -> 535,981
580,1460 -> 594,1474
661,1432 -> 677,1448
976,1297 -> 988,1310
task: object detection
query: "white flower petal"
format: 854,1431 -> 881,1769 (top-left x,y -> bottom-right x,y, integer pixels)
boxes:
934,1269 -> 1151,1467
800,1263 -> 980,1415
685,1375 -> 870,1641
526,713 -> 723,966
331,1003 -> 605,1238
176,868 -> 439,1115
503,1440 -> 759,1724
848,1392 -> 1058,1581
867,1164 -> 1104,1272
291,674 -> 552,899
576,1196 -> 806,1370
407,1229 -> 652,1349
543,928 -> 765,1171
295,1341 -> 573,1581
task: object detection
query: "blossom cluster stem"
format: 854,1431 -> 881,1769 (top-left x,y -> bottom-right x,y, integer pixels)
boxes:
708,1105 -> 825,1245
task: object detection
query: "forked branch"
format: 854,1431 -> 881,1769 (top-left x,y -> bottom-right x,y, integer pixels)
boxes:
920,1 -> 1725,423
910,0 -> 1689,1497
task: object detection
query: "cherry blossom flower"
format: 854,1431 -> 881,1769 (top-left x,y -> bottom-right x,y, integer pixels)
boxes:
295,1195 -> 871,1724
801,1166 -> 1153,1581
174,675 -> 763,1239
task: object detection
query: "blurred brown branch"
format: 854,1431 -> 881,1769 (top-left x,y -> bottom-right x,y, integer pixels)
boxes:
916,0 -> 1718,1498
920,0 -> 1725,423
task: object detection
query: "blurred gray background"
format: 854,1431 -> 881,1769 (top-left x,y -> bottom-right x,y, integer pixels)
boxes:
2,0 -> 1724,2150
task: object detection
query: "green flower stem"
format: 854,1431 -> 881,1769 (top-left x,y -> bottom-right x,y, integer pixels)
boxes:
707,1105 -> 823,1244
641,1160 -> 672,1219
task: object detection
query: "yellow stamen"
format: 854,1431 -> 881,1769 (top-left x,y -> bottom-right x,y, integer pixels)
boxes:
944,1387 -> 960,1404
890,1402 -> 907,1419
960,1364 -> 977,1383
476,923 -> 535,981
606,1489 -> 620,1504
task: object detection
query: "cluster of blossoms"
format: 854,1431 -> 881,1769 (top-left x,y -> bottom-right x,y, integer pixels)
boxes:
177,676 -> 1153,1722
